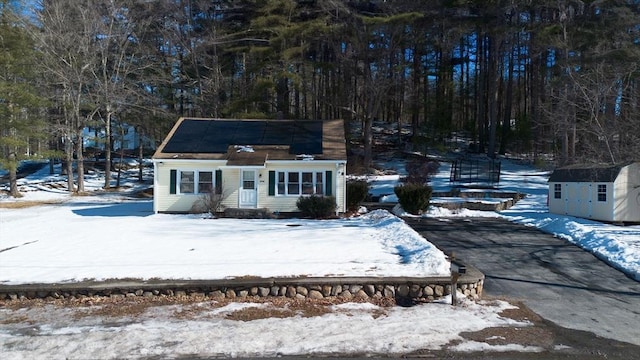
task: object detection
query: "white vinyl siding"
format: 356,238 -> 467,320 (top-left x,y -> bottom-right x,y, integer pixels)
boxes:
154,161 -> 347,214
153,161 -> 226,213
548,163 -> 640,222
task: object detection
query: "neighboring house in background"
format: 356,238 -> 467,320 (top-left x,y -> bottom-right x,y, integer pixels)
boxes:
83,124 -> 155,152
152,118 -> 347,214
548,162 -> 640,223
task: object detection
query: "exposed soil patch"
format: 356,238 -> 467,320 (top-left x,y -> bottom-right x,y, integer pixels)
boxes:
0,293 -> 394,322
0,200 -> 63,209
453,300 -> 554,349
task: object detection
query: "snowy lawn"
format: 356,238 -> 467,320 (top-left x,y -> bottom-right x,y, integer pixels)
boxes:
0,202 -> 449,284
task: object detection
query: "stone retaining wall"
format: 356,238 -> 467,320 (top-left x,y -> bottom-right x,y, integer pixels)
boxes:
0,276 -> 484,303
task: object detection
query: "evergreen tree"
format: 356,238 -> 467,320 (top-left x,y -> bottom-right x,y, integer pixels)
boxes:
0,3 -> 47,197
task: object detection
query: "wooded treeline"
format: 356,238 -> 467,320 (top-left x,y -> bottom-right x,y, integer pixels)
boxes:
1,0 -> 640,195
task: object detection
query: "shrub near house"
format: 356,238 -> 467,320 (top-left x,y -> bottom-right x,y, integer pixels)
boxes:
394,183 -> 433,215
296,195 -> 337,218
346,180 -> 369,211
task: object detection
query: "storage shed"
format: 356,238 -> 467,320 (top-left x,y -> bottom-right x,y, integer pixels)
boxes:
548,162 -> 640,223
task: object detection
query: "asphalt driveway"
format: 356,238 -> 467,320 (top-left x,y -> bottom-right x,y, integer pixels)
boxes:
406,216 -> 640,348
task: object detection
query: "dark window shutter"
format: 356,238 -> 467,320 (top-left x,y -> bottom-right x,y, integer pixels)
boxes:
268,171 -> 276,196
169,169 -> 177,194
325,170 -> 333,196
215,169 -> 222,193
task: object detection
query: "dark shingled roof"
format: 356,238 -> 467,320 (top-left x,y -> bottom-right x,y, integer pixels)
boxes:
547,164 -> 625,183
153,118 -> 347,162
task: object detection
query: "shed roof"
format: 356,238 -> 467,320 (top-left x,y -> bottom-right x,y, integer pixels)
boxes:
547,163 -> 628,183
153,118 -> 347,162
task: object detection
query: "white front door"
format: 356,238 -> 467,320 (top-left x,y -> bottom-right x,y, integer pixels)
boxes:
239,170 -> 258,208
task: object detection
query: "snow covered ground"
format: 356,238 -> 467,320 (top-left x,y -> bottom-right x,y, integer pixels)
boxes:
1,295 -> 536,359
1,157 -> 639,358
372,159 -> 640,282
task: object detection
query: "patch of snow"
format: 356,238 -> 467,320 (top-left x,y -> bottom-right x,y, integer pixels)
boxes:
234,145 -> 255,153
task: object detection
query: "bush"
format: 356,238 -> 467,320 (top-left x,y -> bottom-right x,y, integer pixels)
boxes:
191,189 -> 225,216
394,183 -> 432,215
405,158 -> 439,184
296,195 -> 337,219
346,180 -> 369,210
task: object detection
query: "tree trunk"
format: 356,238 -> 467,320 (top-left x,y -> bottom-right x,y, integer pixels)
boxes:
64,136 -> 75,193
8,152 -> 21,198
486,34 -> 500,158
411,43 -> 421,138
499,42 -> 514,155
116,146 -> 124,188
138,129 -> 144,182
276,76 -> 289,119
104,110 -> 112,189
363,114 -> 373,170
476,31 -> 486,153
75,129 -> 85,192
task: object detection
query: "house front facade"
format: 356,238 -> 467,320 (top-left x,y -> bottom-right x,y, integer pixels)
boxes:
548,162 -> 640,223
152,118 -> 347,214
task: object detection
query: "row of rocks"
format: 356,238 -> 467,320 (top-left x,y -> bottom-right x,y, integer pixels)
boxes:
0,280 -> 483,302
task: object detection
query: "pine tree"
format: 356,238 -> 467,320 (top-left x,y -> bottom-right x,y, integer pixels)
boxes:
0,4 -> 47,197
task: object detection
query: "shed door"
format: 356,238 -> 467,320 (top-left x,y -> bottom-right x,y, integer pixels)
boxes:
579,184 -> 591,218
239,170 -> 258,208
567,183 -> 592,218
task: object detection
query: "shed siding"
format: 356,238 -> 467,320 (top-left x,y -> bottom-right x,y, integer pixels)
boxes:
549,181 -> 614,221
548,182 -> 562,215
590,182 -> 614,222
613,163 -> 640,222
548,163 -> 640,222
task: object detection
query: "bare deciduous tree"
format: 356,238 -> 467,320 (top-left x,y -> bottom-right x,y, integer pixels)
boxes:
34,0 -> 100,193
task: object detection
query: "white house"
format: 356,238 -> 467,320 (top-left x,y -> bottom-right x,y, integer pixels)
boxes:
548,162 -> 640,223
152,118 -> 347,214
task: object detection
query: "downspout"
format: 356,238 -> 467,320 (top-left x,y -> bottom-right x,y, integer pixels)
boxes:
153,161 -> 159,214
336,161 -> 347,214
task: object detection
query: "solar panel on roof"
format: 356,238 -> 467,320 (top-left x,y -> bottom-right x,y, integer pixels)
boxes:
291,121 -> 323,154
162,119 -> 213,153
161,119 -> 324,154
263,122 -> 293,144
231,121 -> 267,145
201,121 -> 238,153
